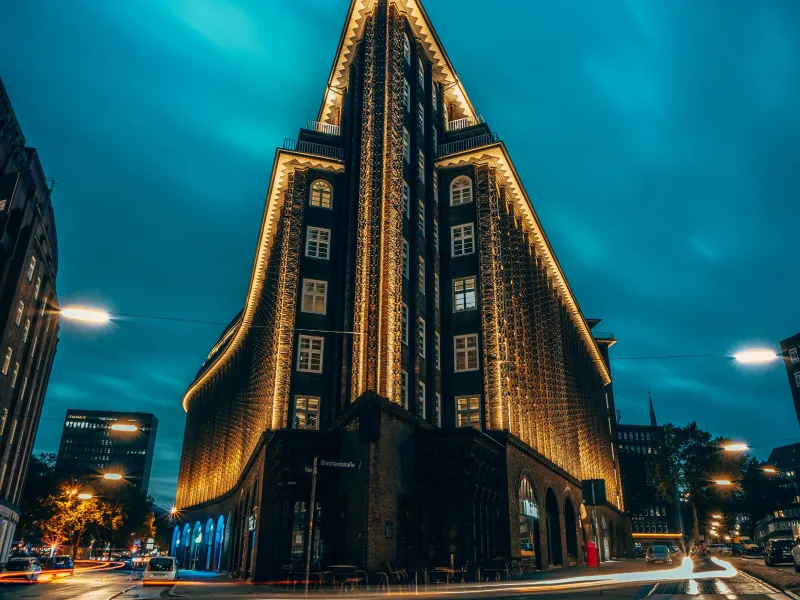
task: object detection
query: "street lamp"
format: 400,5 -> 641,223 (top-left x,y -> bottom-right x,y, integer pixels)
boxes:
78,493 -> 93,500
110,424 -> 138,432
715,479 -> 732,486
723,443 -> 749,452
733,349 -> 779,364
711,514 -> 723,519
103,473 -> 123,480
763,467 -> 777,474
60,306 -> 111,324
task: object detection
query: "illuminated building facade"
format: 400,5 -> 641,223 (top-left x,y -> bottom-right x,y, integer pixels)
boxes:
780,333 -> 800,428
175,0 -> 627,578
616,398 -> 684,551
0,77 -> 61,560
54,409 -> 158,494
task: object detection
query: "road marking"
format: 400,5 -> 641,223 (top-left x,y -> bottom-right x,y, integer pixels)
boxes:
109,583 -> 140,599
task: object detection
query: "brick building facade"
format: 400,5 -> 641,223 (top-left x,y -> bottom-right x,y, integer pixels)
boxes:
174,0 -> 629,579
0,77 -> 60,559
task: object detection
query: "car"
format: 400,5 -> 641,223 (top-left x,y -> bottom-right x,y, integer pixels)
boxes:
708,543 -> 727,553
731,536 -> 760,555
645,545 -> 673,567
764,538 -> 795,566
143,557 -> 179,585
43,555 -> 74,577
667,545 -> 684,558
2,557 -> 43,583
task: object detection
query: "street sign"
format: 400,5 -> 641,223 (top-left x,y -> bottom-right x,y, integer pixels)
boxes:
305,459 -> 359,473
581,479 -> 607,506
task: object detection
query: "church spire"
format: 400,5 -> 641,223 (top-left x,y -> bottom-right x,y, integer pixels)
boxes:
649,388 -> 658,427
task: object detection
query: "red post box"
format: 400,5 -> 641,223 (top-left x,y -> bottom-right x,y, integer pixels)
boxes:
585,540 -> 600,568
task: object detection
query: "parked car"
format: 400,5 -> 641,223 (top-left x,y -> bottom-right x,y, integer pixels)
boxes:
667,545 -> 684,558
764,538 -> 795,566
708,543 -> 727,553
2,557 -> 43,583
43,555 -> 74,577
143,557 -> 179,585
645,545 -> 673,567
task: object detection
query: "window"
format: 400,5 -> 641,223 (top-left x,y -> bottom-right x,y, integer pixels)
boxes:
294,396 -> 320,430
432,126 -> 437,149
451,176 -> 473,205
434,273 -> 440,310
451,223 -> 475,256
417,317 -> 426,358
402,240 -> 409,278
456,395 -> 481,428
399,370 -> 408,409
310,180 -> 332,208
403,79 -> 410,112
33,277 -> 41,300
15,301 -> 23,326
402,181 -> 410,218
796,372 -> 800,388
417,381 -> 425,418
2,348 -> 11,375
453,276 -> 477,311
434,393 -> 441,426
418,103 -> 424,134
403,127 -> 410,162
297,336 -> 324,373
454,334 -> 479,372
791,348 -> 799,363
305,227 -> 331,260
30,337 -> 37,356
10,363 -> 19,388
22,319 -> 30,343
417,200 -> 425,233
40,295 -> 47,317
403,32 -> 411,64
26,256 -> 36,281
0,200 -> 5,211
402,303 -> 409,345
417,57 -> 424,87
432,83 -> 438,110
435,332 -> 441,370
418,257 -> 425,293
433,220 -> 439,253
301,279 -> 327,314
432,170 -> 438,201
418,150 -> 425,182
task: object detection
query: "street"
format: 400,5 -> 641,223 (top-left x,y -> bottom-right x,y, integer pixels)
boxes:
0,562 -> 154,600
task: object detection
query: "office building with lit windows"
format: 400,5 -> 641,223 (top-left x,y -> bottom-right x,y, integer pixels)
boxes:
780,333 -> 800,428
0,77 -> 60,560
174,0 -> 628,579
54,409 -> 158,494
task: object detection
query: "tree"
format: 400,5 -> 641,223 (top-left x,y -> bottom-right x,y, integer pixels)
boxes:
731,457 -> 794,537
38,484 -> 123,558
20,453 -> 58,535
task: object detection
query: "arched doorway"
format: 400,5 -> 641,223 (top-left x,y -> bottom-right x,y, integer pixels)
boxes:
181,523 -> 191,568
564,498 -> 579,565
600,515 -> 610,561
545,488 -> 562,566
190,521 -> 203,570
213,515 -> 225,571
171,525 -> 181,557
204,519 -> 214,570
518,476 -> 542,570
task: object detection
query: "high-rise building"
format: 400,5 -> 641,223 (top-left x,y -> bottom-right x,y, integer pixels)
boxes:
616,396 -> 684,553
0,78 -> 60,558
55,409 -> 158,494
174,0 -> 626,578
780,333 -> 800,427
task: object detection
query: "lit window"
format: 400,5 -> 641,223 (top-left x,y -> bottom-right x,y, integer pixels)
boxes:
2,348 -> 11,375
435,332 -> 441,370
417,317 -> 426,358
432,170 -> 438,201
309,180 -> 332,208
403,32 -> 411,64
402,240 -> 409,278
434,392 -> 441,426
418,102 -> 424,134
456,395 -> 481,428
40,295 -> 47,317
432,84 -> 438,110
418,150 -> 425,182
22,319 -> 30,343
451,223 -> 475,257
451,176 -> 473,206
417,57 -> 424,87
433,220 -> 439,253
418,200 -> 425,233
403,127 -> 410,162
15,301 -> 24,326
301,279 -> 327,315
434,273 -> 439,310
402,181 -> 410,218
417,381 -> 425,418
297,335 -> 324,373
795,372 -> 800,388
26,256 -> 36,281
33,277 -> 41,300
0,200 -> 5,211
402,303 -> 409,345
418,257 -> 425,293
401,370 -> 408,408
30,337 -> 37,356
454,334 -> 479,372
791,348 -> 799,363
403,79 -> 410,112
453,276 -> 477,311
305,227 -> 331,260
294,396 -> 320,430
10,363 -> 19,388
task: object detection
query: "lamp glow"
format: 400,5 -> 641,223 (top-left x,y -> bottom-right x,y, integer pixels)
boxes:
110,424 -> 137,432
78,493 -> 93,500
723,443 -> 749,452
103,473 -> 122,480
170,506 -> 178,515
61,306 -> 111,324
715,479 -> 732,486
733,349 -> 778,364
763,467 -> 777,474
712,521 -> 720,526
711,514 -> 723,519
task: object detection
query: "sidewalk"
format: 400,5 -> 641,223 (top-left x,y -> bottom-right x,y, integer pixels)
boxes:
729,556 -> 800,597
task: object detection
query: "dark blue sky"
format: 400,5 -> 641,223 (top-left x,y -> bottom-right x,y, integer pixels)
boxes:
2,0 -> 799,507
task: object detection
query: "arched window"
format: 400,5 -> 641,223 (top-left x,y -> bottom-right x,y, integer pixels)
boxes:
403,33 -> 411,64
450,176 -> 473,206
310,180 -> 332,209
519,476 -> 539,559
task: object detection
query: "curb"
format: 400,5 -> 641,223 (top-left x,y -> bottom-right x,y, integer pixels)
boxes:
735,564 -> 800,599
109,584 -> 139,599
